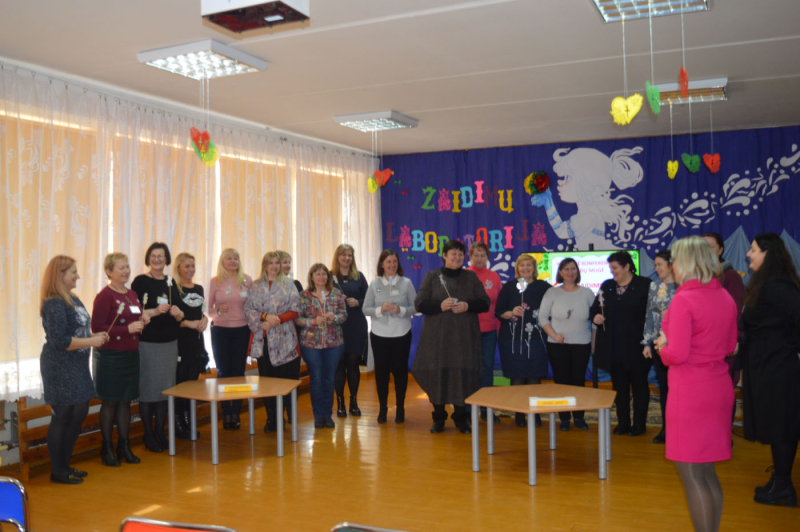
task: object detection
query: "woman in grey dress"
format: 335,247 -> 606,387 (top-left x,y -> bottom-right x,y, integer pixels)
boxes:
412,240 -> 490,434
40,255 -> 109,484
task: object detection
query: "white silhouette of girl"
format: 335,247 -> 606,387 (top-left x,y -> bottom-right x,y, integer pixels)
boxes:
531,147 -> 644,250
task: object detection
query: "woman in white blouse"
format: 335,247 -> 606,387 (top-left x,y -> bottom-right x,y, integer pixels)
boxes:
363,249 -> 417,424
539,258 -> 595,431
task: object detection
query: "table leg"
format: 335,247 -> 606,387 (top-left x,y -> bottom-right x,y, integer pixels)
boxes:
605,408 -> 612,461
549,412 -> 557,450
487,407 -> 494,455
168,396 -> 176,456
276,395 -> 285,457
471,404 -> 479,472
599,409 -> 607,480
190,399 -> 197,441
210,401 -> 219,465
248,398 -> 255,436
528,413 -> 536,486
291,389 -> 298,442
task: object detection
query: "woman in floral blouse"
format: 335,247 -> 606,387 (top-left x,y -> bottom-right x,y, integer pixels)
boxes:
295,263 -> 348,429
642,249 -> 678,444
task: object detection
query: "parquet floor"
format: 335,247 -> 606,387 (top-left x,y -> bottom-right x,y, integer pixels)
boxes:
18,375 -> 798,531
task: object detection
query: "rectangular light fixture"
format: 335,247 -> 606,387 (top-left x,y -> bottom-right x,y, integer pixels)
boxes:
656,77 -> 727,105
137,39 -> 267,80
591,0 -> 710,23
334,111 -> 419,133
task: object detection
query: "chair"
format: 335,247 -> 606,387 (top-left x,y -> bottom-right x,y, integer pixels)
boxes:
0,476 -> 29,532
120,516 -> 239,532
331,524 -> 411,532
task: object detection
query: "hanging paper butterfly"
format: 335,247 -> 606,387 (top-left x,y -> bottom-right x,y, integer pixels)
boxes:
190,127 -> 218,168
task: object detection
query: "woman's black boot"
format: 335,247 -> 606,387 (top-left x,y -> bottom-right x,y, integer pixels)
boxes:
336,395 -> 347,417
349,395 -> 362,416
116,439 -> 141,464
100,441 -> 121,467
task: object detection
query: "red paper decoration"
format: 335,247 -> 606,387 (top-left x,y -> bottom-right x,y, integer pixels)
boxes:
703,153 -> 721,174
679,67 -> 689,98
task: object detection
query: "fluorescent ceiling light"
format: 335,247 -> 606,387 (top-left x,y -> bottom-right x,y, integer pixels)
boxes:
334,111 -> 419,133
137,39 -> 267,80
591,0 -> 710,23
264,14 -> 284,22
655,77 -> 727,105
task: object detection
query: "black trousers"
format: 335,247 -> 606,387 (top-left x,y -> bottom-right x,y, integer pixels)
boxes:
371,331 -> 412,409
257,355 -> 301,419
651,350 -> 668,430
611,360 -> 653,429
548,343 -> 591,421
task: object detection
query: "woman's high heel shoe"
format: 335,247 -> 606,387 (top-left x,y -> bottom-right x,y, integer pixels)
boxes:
116,439 -> 141,464
100,441 -> 121,467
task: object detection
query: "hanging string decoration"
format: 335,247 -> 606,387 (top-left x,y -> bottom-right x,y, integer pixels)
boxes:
374,168 -> 394,187
667,103 -> 678,179
610,15 -> 643,126
679,1 -> 689,98
190,127 -> 218,168
645,2 -> 661,115
681,94 -> 700,174
703,103 -> 721,173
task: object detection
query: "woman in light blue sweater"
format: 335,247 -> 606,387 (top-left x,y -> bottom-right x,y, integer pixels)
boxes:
363,250 -> 417,424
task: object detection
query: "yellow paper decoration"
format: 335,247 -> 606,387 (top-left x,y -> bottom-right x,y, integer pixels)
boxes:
610,94 -> 643,126
367,176 -> 379,193
667,160 -> 679,180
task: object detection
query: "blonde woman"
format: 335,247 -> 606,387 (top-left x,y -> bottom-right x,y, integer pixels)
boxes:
174,252 -> 209,440
495,254 -> 551,427
655,236 -> 737,530
295,264 -> 348,429
330,244 -> 369,417
91,253 -> 151,467
245,252 -> 301,432
208,248 -> 253,430
40,255 -> 108,484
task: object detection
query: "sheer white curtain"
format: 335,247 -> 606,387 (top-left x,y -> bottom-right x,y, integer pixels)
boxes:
0,62 -> 378,401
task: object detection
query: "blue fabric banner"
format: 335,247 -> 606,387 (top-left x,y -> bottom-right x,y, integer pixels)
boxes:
381,125 -> 800,366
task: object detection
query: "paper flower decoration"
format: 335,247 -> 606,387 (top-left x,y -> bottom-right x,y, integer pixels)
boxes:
516,278 -> 529,293
610,94 -> 643,126
190,127 -> 218,168
374,168 -> 394,187
645,81 -> 661,115
703,153 -> 721,174
681,153 -> 700,174
679,67 -> 689,98
524,171 -> 550,196
667,160 -> 679,180
367,176 -> 379,193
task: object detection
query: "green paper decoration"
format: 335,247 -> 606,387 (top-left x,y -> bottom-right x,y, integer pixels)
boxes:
645,81 -> 661,115
681,153 -> 700,174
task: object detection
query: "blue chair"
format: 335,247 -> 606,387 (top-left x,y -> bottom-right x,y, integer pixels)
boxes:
0,476 -> 29,532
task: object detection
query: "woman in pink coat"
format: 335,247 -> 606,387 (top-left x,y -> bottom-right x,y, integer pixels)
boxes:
655,236 -> 738,532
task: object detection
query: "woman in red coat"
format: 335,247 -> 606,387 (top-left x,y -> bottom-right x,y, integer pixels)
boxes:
656,236 -> 738,532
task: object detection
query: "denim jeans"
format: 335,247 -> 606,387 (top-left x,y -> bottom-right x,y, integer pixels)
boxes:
301,344 -> 345,419
210,324 -> 251,416
480,330 -> 498,389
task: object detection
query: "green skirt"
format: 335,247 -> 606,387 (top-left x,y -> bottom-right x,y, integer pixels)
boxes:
92,348 -> 139,402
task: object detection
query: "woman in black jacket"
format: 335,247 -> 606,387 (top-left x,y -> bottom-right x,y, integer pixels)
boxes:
591,251 -> 651,436
740,233 -> 800,507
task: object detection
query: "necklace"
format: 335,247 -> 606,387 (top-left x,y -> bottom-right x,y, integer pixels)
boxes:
108,284 -> 128,294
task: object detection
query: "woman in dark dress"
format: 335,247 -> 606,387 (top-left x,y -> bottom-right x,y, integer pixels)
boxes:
412,240 -> 490,434
92,253 -> 150,466
739,233 -> 800,506
131,242 -> 185,452
496,254 -> 551,427
40,255 -> 109,484
331,244 -> 369,418
173,252 -> 209,440
591,251 -> 652,436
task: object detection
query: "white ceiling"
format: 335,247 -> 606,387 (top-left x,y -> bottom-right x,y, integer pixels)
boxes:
2,0 -> 800,154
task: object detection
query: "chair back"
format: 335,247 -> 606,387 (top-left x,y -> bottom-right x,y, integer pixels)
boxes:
120,516 -> 238,532
331,524 -> 411,532
0,476 -> 29,531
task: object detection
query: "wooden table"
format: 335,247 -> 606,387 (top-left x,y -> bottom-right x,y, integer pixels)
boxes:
162,376 -> 301,465
465,383 -> 616,486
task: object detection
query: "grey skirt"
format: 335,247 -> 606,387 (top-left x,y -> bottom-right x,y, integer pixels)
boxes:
139,340 -> 178,402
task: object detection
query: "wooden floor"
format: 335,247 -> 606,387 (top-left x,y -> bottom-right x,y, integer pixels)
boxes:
19,374 -> 798,532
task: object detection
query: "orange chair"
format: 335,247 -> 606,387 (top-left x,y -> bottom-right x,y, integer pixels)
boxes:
120,516 -> 238,532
